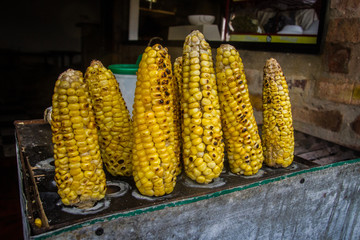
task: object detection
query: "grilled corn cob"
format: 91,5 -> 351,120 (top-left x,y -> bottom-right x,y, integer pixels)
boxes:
173,56 -> 183,175
132,44 -> 177,196
216,44 -> 263,176
85,60 -> 133,176
174,57 -> 183,98
262,58 -> 294,168
181,30 -> 224,184
51,69 -> 107,208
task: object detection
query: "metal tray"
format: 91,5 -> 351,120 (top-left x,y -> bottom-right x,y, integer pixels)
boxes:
14,120 -> 360,236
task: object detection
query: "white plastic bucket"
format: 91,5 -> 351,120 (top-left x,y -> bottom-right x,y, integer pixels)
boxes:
108,64 -> 139,117
113,73 -> 137,117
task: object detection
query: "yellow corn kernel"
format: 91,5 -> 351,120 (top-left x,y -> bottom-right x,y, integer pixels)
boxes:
85,60 -> 133,176
181,30 -> 224,184
132,44 -> 177,197
262,58 -> 294,168
51,69 -> 107,208
215,44 -> 264,176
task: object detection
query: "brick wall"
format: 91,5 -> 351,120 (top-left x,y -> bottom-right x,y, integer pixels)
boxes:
119,0 -> 360,151
243,0 -> 360,151
241,0 -> 360,150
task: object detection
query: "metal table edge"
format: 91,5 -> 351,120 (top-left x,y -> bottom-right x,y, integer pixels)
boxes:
32,157 -> 360,240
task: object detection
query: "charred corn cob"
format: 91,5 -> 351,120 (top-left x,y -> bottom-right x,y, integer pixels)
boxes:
181,30 -> 225,184
174,57 -> 183,98
216,44 -> 263,176
85,60 -> 133,176
132,44 -> 177,196
51,69 -> 106,208
173,56 -> 183,175
262,58 -> 294,168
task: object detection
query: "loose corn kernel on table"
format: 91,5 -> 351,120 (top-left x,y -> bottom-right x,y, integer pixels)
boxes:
15,120 -> 360,240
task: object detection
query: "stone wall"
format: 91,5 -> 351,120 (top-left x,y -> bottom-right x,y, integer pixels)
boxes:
118,0 -> 360,151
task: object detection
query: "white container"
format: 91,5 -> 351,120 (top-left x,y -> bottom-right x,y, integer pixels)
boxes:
113,74 -> 137,117
188,15 -> 215,25
108,64 -> 139,117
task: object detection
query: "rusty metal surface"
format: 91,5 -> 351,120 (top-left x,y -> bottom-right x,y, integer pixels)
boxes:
14,120 -> 360,238
39,160 -> 360,240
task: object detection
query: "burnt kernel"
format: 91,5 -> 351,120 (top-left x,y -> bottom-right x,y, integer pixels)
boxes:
165,91 -> 170,96
165,68 -> 171,74
189,157 -> 193,162
121,166 -> 126,170
242,128 -> 247,133
242,104 -> 246,108
165,100 -> 170,104
118,159 -> 124,164
214,141 -> 218,146
159,99 -> 164,104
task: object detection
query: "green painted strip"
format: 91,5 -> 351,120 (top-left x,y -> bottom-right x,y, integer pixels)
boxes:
34,158 -> 360,240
